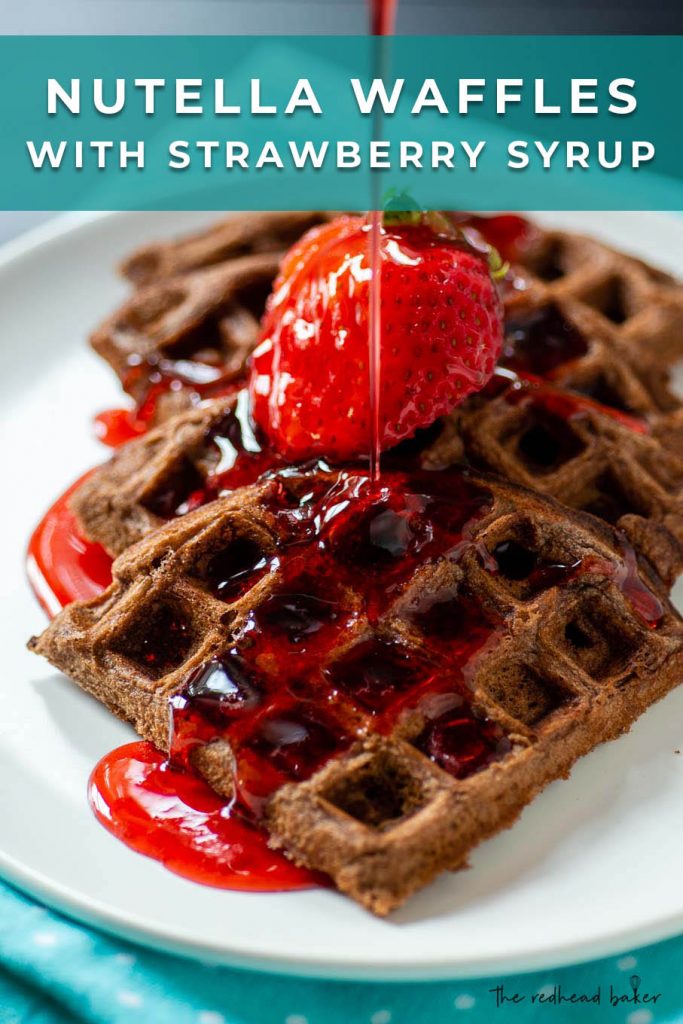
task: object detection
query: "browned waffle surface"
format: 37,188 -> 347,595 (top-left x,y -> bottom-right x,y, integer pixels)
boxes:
91,212 -> 333,417
91,252 -> 279,411
499,293 -> 681,423
72,367 -> 683,588
31,464 -> 683,913
72,395 -> 242,555
502,222 -> 683,365
121,211 -> 333,285
433,373 -> 683,587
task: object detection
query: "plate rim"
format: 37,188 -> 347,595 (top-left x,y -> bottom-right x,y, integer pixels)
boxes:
3,848 -> 682,981
1,208 -> 681,981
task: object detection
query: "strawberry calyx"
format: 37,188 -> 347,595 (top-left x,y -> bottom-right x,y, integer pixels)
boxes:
381,201 -> 509,280
487,246 -> 510,281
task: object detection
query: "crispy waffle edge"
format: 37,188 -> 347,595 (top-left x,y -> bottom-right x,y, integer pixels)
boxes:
71,396 -> 239,555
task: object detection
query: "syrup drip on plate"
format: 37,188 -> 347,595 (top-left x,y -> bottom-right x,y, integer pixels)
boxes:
94,408 -> 148,448
90,741 -> 321,891
27,473 -> 113,617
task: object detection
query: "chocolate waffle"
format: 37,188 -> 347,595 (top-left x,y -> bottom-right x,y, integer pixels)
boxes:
74,395 -> 246,556
72,363 -> 683,588
121,211 -> 332,286
431,372 -> 683,586
447,217 -> 683,461
501,223 -> 683,369
496,291 -> 681,433
30,463 -> 683,913
92,212 -> 332,420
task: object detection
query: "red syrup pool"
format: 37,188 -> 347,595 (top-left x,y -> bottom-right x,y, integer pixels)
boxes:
89,741 -> 321,891
27,473 -> 113,617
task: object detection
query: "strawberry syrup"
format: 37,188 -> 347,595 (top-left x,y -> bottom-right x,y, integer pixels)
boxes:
488,366 -> 650,436
89,741 -> 320,891
27,473 -> 113,617
93,408 -> 147,448
367,0 -> 398,483
370,0 -> 397,34
368,210 -> 383,484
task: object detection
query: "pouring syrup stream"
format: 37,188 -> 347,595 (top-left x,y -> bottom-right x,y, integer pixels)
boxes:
367,0 -> 398,484
368,209 -> 382,484
370,0 -> 397,34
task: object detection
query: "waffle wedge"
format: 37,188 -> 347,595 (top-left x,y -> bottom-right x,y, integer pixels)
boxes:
30,463 -> 683,914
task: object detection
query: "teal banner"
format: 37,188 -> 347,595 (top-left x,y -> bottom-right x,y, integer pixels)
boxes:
0,35 -> 681,210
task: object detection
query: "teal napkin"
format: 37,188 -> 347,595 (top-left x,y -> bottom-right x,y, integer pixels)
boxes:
0,879 -> 681,1024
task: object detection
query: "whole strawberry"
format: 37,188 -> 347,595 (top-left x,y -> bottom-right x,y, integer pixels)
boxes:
249,213 -> 503,462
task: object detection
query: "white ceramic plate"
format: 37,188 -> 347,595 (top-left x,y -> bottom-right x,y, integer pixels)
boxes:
0,210 -> 681,980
